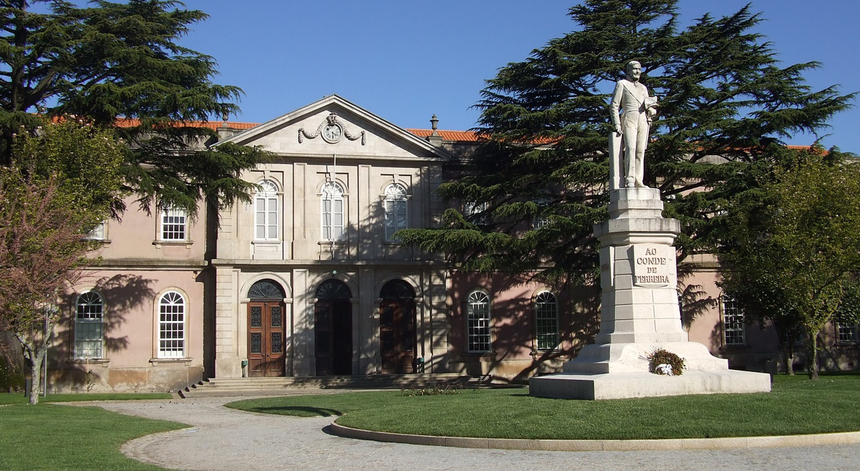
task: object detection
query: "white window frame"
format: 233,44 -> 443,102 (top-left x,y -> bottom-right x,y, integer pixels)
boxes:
160,207 -> 187,241
321,182 -> 345,242
837,323 -> 858,344
721,295 -> 745,346
464,201 -> 489,225
255,180 -> 279,240
466,290 -> 491,353
75,291 -> 104,359
383,183 -> 408,241
158,291 -> 186,359
535,291 -> 559,350
85,220 -> 107,240
532,215 -> 550,230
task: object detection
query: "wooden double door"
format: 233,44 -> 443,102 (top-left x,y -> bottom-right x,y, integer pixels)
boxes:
380,299 -> 417,374
247,301 -> 286,377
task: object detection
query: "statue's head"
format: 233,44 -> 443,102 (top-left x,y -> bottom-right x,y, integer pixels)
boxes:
626,61 -> 642,82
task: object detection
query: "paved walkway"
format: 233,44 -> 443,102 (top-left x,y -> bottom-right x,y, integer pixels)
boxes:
86,395 -> 860,471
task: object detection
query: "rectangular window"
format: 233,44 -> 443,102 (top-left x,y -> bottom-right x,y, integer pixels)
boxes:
161,207 -> 187,241
255,196 -> 279,240
322,198 -> 344,241
722,296 -> 745,346
85,220 -> 106,240
385,199 -> 407,240
837,323 -> 858,343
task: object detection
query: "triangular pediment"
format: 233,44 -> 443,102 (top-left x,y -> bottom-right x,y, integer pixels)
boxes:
217,95 -> 451,161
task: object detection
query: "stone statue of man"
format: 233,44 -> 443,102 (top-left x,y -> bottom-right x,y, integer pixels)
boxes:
609,60 -> 658,188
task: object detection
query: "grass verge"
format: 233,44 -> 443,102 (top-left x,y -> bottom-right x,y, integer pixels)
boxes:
0,392 -> 173,405
0,397 -> 184,470
227,374 -> 860,440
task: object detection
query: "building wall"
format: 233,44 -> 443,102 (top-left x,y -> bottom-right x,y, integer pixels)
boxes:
211,97 -> 451,379
38,96 -> 860,392
50,198 -> 207,392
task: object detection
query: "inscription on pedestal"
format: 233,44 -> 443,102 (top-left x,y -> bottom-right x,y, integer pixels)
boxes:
633,244 -> 674,287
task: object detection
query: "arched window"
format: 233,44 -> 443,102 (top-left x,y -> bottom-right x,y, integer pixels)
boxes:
466,290 -> 491,352
158,291 -> 186,358
75,292 -> 103,359
248,279 -> 286,300
383,183 -> 408,241
255,180 -> 279,240
535,291 -> 559,350
321,182 -> 345,241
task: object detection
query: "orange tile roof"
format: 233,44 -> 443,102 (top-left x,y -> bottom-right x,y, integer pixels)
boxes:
114,117 -> 259,130
406,129 -> 483,142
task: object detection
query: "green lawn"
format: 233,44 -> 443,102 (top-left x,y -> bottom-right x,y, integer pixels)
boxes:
227,374 -> 860,440
0,392 -> 173,405
0,396 -> 184,471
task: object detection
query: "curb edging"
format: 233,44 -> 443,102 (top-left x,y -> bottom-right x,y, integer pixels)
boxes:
329,422 -> 860,452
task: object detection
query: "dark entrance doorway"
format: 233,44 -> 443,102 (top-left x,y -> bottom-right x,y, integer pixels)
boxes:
380,280 -> 417,374
247,280 -> 287,377
314,280 -> 352,375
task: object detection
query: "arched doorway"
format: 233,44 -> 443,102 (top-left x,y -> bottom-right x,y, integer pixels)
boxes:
314,279 -> 352,376
380,280 -> 417,374
247,279 -> 287,377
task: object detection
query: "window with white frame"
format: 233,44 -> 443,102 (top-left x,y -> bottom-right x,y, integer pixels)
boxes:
532,215 -> 550,230
464,201 -> 489,225
158,291 -> 186,358
531,196 -> 552,230
535,291 -> 559,350
384,183 -> 408,241
722,295 -> 745,346
75,292 -> 103,359
837,323 -> 858,343
85,220 -> 106,240
466,290 -> 491,352
160,207 -> 187,241
255,180 -> 279,240
321,182 -> 345,241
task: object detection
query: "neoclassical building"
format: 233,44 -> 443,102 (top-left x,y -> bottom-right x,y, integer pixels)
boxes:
43,95 -> 858,392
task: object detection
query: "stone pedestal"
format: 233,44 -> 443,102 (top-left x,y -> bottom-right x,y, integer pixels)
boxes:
530,188 -> 771,399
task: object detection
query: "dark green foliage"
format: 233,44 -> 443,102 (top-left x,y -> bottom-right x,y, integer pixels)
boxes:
398,0 -> 854,288
0,0 -> 265,217
647,348 -> 685,375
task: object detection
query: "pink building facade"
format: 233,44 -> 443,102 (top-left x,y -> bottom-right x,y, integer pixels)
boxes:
41,95 -> 858,393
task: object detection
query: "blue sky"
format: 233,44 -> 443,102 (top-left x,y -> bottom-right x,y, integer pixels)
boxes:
177,0 -> 859,153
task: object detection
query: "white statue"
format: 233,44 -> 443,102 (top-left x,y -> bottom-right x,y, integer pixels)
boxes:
609,61 -> 658,189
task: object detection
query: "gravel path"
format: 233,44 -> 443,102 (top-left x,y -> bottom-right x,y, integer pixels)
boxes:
84,395 -> 860,471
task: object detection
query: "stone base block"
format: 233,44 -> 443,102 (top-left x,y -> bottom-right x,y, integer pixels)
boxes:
565,342 -> 728,374
215,358 -> 243,378
529,370 -> 771,400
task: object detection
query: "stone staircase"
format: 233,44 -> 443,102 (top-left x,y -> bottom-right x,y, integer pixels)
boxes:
177,373 -> 479,398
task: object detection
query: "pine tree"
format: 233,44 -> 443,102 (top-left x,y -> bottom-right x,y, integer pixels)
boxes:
0,0 -> 265,216
398,0 -> 854,287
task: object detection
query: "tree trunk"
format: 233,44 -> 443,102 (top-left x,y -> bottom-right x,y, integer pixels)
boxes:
26,347 -> 46,404
782,346 -> 794,375
807,331 -> 819,380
